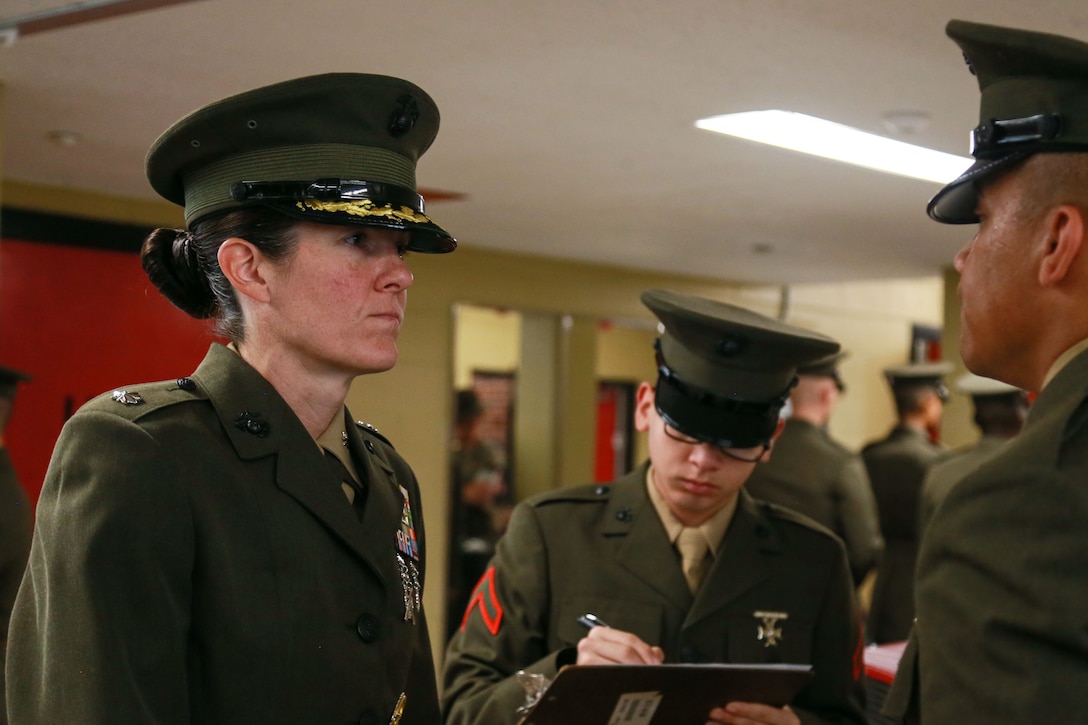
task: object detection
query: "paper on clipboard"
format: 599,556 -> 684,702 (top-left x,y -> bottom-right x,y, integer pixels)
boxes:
520,662 -> 814,725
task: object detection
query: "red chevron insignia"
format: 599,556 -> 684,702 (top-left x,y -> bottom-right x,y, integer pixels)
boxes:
460,566 -> 503,636
853,613 -> 865,680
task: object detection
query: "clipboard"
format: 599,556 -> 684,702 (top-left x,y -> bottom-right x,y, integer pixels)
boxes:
520,663 -> 814,725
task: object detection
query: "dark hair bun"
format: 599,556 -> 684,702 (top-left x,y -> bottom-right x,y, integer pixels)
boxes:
140,228 -> 217,319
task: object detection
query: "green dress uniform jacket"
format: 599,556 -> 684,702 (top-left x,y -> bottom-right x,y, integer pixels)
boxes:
441,464 -> 865,725
0,450 -> 32,725
886,347 -> 1088,724
917,435 -> 1007,535
861,426 -> 943,643
744,418 -> 884,584
6,344 -> 439,725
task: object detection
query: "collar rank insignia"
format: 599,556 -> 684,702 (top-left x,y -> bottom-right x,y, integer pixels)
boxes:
754,610 -> 788,648
395,485 -> 422,624
111,389 -> 143,405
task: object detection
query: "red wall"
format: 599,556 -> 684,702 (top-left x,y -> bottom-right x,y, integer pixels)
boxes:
0,237 -> 219,504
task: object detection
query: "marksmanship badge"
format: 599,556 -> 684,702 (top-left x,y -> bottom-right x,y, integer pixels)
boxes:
754,610 -> 788,647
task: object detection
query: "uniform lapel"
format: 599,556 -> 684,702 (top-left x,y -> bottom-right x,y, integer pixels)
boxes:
604,467 -> 692,612
273,431 -> 385,578
686,491 -> 776,626
347,419 -> 404,585
191,344 -> 387,580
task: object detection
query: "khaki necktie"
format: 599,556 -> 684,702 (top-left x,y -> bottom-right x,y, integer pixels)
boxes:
323,448 -> 367,519
676,527 -> 710,593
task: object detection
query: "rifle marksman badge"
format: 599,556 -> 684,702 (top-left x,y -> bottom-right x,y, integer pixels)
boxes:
396,485 -> 422,624
754,610 -> 788,647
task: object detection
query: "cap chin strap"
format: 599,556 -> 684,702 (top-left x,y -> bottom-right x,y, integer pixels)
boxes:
971,113 -> 1061,155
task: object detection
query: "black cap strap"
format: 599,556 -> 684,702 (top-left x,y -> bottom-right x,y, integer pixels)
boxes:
229,178 -> 426,214
971,113 -> 1062,156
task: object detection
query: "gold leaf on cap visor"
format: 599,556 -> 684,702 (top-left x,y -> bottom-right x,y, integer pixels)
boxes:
298,199 -> 432,224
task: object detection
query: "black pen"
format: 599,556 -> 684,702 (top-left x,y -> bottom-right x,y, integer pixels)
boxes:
577,613 -> 611,630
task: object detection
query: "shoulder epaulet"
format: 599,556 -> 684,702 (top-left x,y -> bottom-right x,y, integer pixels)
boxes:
756,498 -> 837,539
82,376 -> 206,420
355,420 -> 394,449
529,482 -> 613,507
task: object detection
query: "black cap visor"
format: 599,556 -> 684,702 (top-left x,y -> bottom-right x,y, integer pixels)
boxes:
927,151 -> 1033,224
229,178 -> 456,253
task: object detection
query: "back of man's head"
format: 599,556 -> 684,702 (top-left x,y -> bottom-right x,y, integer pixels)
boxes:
0,364 -> 31,438
790,351 -> 846,426
957,373 -> 1028,439
973,393 -> 1029,438
885,362 -> 951,424
790,375 -> 838,426
893,384 -> 937,418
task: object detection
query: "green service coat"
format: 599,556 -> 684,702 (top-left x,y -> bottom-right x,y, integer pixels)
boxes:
861,425 -> 943,643
6,344 -> 439,725
745,418 -> 884,584
441,464 -> 865,725
886,347 -> 1088,723
917,435 -> 1008,535
0,449 -> 32,725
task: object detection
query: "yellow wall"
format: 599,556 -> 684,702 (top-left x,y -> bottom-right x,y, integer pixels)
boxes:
2,179 -> 948,662
596,323 -> 659,464
782,278 -> 948,449
452,304 -> 520,388
939,265 -> 976,450
596,323 -> 659,382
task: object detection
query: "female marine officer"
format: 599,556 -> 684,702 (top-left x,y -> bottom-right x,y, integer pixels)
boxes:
6,73 -> 454,725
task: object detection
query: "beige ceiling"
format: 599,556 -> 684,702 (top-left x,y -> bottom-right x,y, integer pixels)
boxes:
2,0 -> 1086,285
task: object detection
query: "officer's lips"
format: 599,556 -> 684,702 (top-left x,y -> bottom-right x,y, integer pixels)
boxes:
679,478 -> 718,495
369,310 -> 404,326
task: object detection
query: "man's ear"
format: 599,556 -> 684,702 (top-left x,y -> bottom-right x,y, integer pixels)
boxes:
1039,204 -> 1085,288
760,416 -> 787,462
818,378 -> 837,406
218,237 -> 271,304
633,381 -> 656,433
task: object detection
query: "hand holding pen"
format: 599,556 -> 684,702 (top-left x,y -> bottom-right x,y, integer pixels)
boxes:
575,612 -> 664,666
576,613 -> 610,630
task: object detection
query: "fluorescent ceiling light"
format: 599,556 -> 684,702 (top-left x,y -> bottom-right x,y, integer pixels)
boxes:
696,110 -> 972,184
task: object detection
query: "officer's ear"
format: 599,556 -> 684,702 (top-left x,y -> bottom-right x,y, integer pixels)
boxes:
633,382 -> 656,433
1038,204 -> 1084,287
760,417 -> 787,462
819,377 -> 839,406
770,416 -> 786,441
219,237 -> 272,304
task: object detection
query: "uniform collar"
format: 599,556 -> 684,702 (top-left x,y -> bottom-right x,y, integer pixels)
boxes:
644,465 -> 735,557
1042,337 -> 1088,390
316,411 -> 358,480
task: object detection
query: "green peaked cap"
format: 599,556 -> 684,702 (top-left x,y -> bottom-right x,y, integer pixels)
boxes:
930,20 -> 1088,224
642,289 -> 840,448
146,73 -> 455,253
